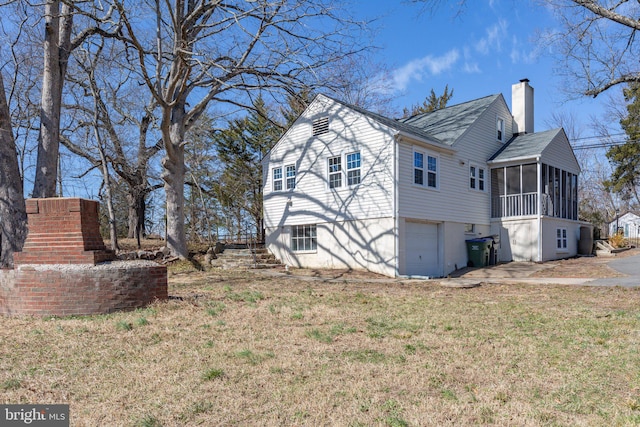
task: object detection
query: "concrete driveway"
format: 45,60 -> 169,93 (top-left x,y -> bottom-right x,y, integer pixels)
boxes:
586,255 -> 640,287
448,249 -> 640,287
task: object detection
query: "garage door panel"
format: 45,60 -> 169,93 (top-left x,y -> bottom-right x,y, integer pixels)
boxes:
405,222 -> 439,277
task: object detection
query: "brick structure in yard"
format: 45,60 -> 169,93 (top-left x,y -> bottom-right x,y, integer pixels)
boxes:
0,198 -> 168,316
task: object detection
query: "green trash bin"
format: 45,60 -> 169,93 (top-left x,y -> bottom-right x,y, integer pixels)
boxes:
466,237 -> 493,267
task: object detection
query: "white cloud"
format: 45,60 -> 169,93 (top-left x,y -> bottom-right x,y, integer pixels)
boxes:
510,35 -> 539,64
391,50 -> 460,91
475,19 -> 508,55
463,62 -> 481,73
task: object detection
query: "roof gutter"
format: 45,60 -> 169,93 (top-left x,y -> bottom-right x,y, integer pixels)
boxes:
395,131 -> 456,155
487,155 -> 538,166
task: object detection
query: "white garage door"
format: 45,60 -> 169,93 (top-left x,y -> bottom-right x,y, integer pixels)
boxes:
405,222 -> 439,277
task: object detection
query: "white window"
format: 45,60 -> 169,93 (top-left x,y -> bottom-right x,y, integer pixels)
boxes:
470,165 -> 486,191
464,223 -> 475,233
292,224 -> 317,252
346,152 -> 361,186
556,228 -> 567,250
272,167 -> 282,191
427,155 -> 437,188
312,117 -> 329,136
286,165 -> 296,190
414,152 -> 424,185
328,156 -> 342,188
413,150 -> 438,188
497,117 -> 505,142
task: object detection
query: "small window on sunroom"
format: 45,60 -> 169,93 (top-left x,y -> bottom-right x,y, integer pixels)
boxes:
312,117 -> 329,136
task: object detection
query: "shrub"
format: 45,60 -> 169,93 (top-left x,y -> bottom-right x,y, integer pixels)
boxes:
609,232 -> 628,249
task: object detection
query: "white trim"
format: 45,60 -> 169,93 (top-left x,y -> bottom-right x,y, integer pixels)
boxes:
412,147 -> 439,190
469,163 -> 486,192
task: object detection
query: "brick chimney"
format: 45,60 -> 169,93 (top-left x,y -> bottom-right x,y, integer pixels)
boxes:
512,78 -> 534,134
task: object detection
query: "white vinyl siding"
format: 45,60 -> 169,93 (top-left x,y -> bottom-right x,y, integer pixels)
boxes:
398,96 -> 510,226
263,95 -> 394,229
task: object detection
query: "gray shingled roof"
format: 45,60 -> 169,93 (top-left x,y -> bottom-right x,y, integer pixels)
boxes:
326,95 -> 446,147
489,128 -> 563,162
399,94 -> 500,145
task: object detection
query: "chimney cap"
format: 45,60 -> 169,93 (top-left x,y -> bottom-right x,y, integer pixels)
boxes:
520,78 -> 530,83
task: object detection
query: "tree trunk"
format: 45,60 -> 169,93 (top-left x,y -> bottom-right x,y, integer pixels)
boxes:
33,1 -> 72,198
163,109 -> 188,258
0,72 -> 27,268
126,188 -> 147,245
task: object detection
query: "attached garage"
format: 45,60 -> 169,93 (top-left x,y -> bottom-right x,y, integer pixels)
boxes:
404,221 -> 440,277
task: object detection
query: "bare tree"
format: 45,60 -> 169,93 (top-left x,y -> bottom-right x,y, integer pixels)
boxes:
62,38 -> 163,247
544,0 -> 640,98
32,0 -> 121,198
107,0 -> 369,258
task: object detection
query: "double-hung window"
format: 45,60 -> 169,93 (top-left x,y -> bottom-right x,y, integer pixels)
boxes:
556,228 -> 568,250
292,224 -> 317,252
285,165 -> 296,190
470,165 -> 485,191
414,150 -> 437,188
328,152 -> 361,189
328,156 -> 342,188
272,167 -> 283,191
346,152 -> 361,186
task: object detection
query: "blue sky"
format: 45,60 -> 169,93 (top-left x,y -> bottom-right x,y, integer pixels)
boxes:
352,0 -> 614,137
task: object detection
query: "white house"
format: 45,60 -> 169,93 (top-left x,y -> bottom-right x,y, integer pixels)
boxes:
262,79 -> 588,277
609,212 -> 640,239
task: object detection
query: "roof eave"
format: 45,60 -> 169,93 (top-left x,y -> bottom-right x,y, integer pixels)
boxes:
395,131 -> 456,154
487,155 -> 540,165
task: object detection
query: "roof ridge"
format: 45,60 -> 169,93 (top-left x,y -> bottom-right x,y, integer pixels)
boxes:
399,93 -> 500,122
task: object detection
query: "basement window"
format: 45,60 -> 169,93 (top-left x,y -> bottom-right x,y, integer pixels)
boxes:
312,117 -> 329,136
292,224 -> 317,252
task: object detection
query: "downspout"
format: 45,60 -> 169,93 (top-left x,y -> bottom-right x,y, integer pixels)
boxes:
393,134 -> 400,277
536,157 -> 542,262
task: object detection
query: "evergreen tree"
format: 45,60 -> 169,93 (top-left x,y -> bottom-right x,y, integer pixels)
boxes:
605,83 -> 640,206
402,85 -> 454,118
281,89 -> 315,127
214,96 -> 281,241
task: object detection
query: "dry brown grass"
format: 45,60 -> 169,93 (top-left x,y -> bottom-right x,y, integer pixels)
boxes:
2,269 -> 640,426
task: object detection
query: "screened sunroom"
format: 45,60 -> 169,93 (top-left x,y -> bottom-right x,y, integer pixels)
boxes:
490,163 -> 578,220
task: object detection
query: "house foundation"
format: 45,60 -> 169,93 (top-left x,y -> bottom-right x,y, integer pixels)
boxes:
0,198 -> 167,316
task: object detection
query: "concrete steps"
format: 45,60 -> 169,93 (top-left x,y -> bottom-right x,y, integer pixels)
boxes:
210,247 -> 283,270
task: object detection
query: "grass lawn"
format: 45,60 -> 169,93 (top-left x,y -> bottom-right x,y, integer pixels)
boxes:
1,268 -> 640,426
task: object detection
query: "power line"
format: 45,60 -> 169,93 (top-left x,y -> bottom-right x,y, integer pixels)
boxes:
571,137 -> 640,150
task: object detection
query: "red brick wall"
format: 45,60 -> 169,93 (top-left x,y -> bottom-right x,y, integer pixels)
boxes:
1,263 -> 167,316
1,197 -> 168,316
13,198 -> 114,265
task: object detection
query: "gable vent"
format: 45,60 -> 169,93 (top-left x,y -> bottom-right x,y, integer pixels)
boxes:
312,117 -> 329,136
